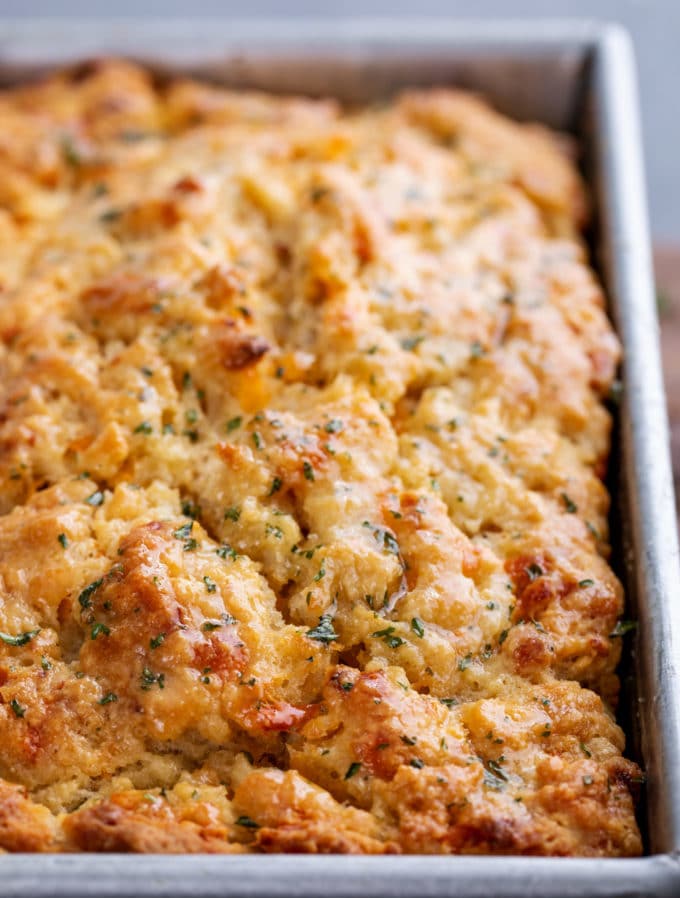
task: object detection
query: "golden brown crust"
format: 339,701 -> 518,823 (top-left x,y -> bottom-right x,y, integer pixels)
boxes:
0,61 -> 640,856
0,780 -> 56,852
233,769 -> 390,854
63,791 -> 241,854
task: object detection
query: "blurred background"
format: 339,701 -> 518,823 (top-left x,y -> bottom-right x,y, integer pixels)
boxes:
1,0 -> 679,493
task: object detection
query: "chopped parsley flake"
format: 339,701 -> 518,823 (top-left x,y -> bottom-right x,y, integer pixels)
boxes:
61,136 -> 81,166
458,654 -> 472,671
226,416 -> 242,432
324,419 -> 344,434
410,617 -> 425,638
224,506 -> 241,522
0,628 -> 40,647
173,522 -> 198,551
100,208 -> 122,224
133,421 -> 153,435
579,579 -> 595,588
302,460 -> 315,482
98,692 -> 118,705
235,815 -> 259,829
344,762 -> 362,780
400,335 -> 424,352
10,698 -> 26,718
58,533 -> 68,549
363,522 -> 400,556
610,620 -> 637,637
203,576 -> 217,593
371,626 -> 406,649
181,500 -> 201,519
150,633 -> 166,650
485,759 -> 508,782
586,521 -> 600,541
561,493 -> 578,513
78,578 -> 103,610
268,476 -> 282,496
306,614 -> 338,644
140,667 -> 165,690
85,490 -> 104,507
90,622 -> 110,640
174,522 -> 193,539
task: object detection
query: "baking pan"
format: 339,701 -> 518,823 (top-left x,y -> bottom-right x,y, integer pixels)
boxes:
1,17 -> 679,898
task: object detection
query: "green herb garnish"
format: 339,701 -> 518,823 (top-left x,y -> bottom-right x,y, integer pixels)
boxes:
371,626 -> 406,649
98,692 -> 118,705
90,622 -> 110,640
140,667 -> 165,690
306,614 -> 338,645
10,698 -> 26,718
78,578 -> 103,610
561,493 -> 578,513
0,628 -> 40,647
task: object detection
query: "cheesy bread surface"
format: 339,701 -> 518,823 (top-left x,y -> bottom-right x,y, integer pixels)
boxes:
0,61 -> 640,856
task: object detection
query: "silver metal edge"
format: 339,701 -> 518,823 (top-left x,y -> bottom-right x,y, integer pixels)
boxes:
0,17 -> 678,897
592,25 -> 680,858
3,853 -> 680,898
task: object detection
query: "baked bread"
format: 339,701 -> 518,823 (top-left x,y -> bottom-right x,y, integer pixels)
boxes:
0,60 -> 641,855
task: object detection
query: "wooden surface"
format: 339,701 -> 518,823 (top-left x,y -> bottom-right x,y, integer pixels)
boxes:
655,245 -> 680,512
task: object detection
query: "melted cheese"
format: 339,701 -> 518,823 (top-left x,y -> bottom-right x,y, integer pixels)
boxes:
0,60 -> 640,856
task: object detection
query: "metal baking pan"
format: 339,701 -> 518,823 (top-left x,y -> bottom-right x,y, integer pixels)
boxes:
1,17 -> 679,898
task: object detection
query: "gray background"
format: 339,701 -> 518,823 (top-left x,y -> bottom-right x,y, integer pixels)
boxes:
0,1 -> 676,241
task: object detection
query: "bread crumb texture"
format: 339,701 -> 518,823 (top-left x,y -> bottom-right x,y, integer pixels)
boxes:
0,61 -> 641,856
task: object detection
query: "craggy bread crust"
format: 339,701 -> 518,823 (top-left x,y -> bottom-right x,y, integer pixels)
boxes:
0,61 -> 640,855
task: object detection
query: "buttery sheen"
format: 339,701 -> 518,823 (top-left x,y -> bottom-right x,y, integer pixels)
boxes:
0,61 -> 641,856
